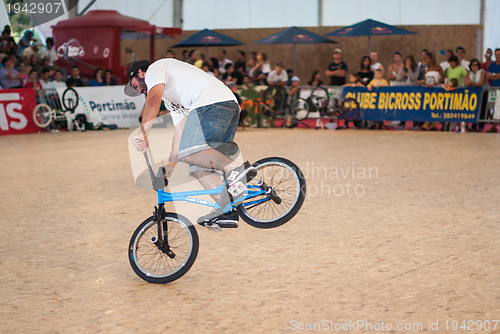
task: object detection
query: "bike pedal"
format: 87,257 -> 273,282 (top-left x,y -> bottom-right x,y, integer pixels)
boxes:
204,223 -> 222,232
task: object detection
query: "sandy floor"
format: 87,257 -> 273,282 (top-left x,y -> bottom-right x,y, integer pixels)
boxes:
0,127 -> 499,334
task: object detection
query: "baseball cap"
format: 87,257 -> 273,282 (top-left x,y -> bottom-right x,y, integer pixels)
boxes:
291,76 -> 300,82
333,48 -> 342,54
124,60 -> 151,97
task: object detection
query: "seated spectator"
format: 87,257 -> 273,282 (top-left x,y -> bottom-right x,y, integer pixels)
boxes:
39,37 -> 58,67
370,50 -> 384,75
202,61 -> 215,76
0,56 -> 22,88
90,68 -> 105,86
39,67 -> 59,108
24,69 -> 43,102
217,49 -> 233,77
287,76 -> 301,97
222,63 -> 242,85
189,49 -> 203,69
209,57 -> 220,79
441,78 -> 458,91
17,30 -> 35,57
308,70 -> 324,87
444,55 -> 467,86
234,50 -> 246,76
17,61 -> 28,87
358,56 -> 374,86
66,65 -> 85,87
52,69 -> 68,89
165,49 -> 176,59
0,27 -> 17,56
267,62 -> 288,87
104,69 -> 117,86
27,53 -> 41,74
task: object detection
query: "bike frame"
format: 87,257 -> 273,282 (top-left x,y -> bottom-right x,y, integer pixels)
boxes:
156,182 -> 269,213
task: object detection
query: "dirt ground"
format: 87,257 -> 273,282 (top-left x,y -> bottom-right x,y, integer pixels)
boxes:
1,127 -> 499,334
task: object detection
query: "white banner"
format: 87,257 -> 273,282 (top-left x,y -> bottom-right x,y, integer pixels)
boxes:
55,86 -> 145,128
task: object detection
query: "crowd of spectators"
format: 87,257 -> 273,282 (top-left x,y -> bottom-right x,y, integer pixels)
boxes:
164,44 -> 499,132
0,25 -> 117,96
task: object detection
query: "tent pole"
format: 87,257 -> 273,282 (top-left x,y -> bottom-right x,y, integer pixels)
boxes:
293,44 -> 297,73
368,35 -> 371,55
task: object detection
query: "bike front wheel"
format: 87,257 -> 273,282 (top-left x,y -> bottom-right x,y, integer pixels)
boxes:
129,212 -> 199,284
292,97 -> 311,121
237,157 -> 306,229
33,103 -> 54,128
338,98 -> 360,121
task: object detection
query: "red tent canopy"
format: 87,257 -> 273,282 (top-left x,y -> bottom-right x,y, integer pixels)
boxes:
52,10 -> 181,83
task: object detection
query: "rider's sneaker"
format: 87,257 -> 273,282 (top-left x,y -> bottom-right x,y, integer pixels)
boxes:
197,209 -> 239,228
225,162 -> 257,197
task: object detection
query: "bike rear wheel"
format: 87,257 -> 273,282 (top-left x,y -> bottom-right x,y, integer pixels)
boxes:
338,98 -> 360,121
237,157 -> 306,229
129,212 -> 199,284
33,103 -> 54,128
292,97 -> 311,121
310,86 -> 330,112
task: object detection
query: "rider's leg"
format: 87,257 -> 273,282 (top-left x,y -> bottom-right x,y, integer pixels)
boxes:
180,148 -> 239,174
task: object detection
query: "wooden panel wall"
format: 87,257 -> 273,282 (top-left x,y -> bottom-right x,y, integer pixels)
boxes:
122,25 -> 482,83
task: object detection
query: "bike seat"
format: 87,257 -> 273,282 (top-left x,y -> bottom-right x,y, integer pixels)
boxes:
215,141 -> 239,157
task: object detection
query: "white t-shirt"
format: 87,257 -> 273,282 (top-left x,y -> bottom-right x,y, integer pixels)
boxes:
145,58 -> 237,125
267,69 -> 288,83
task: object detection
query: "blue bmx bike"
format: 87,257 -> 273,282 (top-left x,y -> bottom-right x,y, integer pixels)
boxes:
128,144 -> 306,284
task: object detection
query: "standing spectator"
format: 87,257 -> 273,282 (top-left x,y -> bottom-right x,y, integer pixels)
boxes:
486,48 -> 500,132
367,69 -> 388,130
417,49 -> 429,84
440,49 -> 454,72
189,49 -> 203,69
325,48 -> 347,86
455,46 -> 470,70
165,49 -> 176,59
90,68 -> 105,86
403,55 -> 419,85
39,67 -> 54,90
370,50 -> 384,75
104,69 -> 117,86
66,65 -> 85,87
421,52 -> 443,131
39,67 -> 58,108
233,50 -> 246,76
0,56 -> 22,88
39,38 -> 58,67
464,59 -> 487,132
308,70 -> 324,86
217,49 -> 233,77
444,55 -> 467,86
52,69 -> 67,89
358,56 -> 374,86
267,62 -> 288,87
387,52 -> 405,86
482,48 -> 494,86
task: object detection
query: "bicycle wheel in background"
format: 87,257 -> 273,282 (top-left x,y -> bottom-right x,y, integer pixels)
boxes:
32,103 -> 54,128
129,212 -> 199,284
338,98 -> 360,121
309,86 -> 330,112
292,97 -> 311,121
237,157 -> 306,229
262,87 -> 286,115
62,87 -> 79,112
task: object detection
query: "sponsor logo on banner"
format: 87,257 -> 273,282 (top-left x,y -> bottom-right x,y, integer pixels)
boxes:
0,89 -> 39,135
55,86 -> 144,128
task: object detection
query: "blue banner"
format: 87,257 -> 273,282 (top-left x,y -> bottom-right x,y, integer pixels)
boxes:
341,86 -> 482,122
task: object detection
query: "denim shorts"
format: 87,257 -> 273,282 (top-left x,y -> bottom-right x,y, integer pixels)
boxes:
178,100 -> 240,174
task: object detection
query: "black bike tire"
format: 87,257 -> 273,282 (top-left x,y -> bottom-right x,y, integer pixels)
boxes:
310,86 -> 330,111
338,97 -> 360,121
236,157 -> 306,229
128,212 -> 199,284
61,87 -> 79,112
293,97 -> 311,121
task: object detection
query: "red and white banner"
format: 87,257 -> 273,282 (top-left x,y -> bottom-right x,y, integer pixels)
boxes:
0,89 -> 39,136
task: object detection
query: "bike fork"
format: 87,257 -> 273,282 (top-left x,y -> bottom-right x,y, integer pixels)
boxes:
152,204 -> 176,258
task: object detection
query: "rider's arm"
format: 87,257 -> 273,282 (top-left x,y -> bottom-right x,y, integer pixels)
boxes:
141,83 -> 164,135
169,117 -> 186,165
